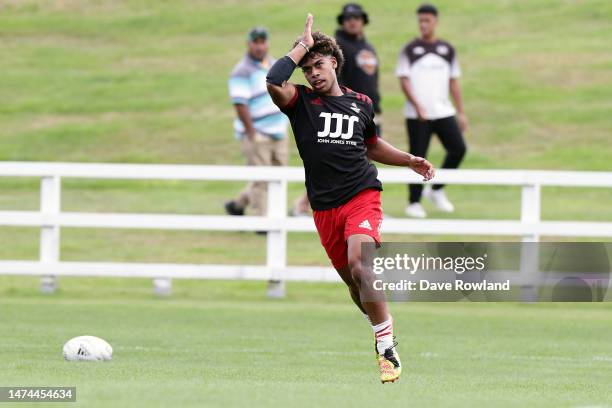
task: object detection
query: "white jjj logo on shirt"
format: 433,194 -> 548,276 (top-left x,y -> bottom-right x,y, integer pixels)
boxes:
317,112 -> 359,140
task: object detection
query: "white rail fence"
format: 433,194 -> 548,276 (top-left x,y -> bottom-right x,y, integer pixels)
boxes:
0,162 -> 611,296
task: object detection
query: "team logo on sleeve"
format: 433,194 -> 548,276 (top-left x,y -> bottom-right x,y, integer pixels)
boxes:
317,112 -> 359,143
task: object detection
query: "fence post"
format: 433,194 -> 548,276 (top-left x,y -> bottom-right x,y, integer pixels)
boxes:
39,175 -> 61,293
519,183 -> 541,301
266,179 -> 287,298
521,183 -> 541,243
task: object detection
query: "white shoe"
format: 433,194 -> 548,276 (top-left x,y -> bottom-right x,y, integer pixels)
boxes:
423,186 -> 455,213
405,203 -> 427,218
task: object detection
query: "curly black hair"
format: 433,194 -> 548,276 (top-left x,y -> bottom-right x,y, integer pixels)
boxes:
293,31 -> 344,75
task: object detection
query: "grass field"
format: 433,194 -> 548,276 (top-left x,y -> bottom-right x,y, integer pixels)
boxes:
1,278 -> 612,408
0,1 -> 611,406
0,0 -> 611,263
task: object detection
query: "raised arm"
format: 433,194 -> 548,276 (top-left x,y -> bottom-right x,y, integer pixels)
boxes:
367,138 -> 435,182
266,14 -> 315,108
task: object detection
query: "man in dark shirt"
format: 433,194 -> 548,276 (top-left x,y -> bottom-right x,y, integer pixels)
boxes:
334,3 -> 382,134
266,14 -> 435,383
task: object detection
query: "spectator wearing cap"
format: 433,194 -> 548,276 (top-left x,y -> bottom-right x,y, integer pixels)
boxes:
335,3 -> 382,135
226,27 -> 309,220
396,4 -> 468,218
226,27 -> 288,218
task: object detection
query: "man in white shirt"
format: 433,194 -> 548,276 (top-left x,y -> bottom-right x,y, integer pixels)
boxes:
396,3 -> 468,218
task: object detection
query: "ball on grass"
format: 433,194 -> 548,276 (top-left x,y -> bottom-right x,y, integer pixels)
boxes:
63,336 -> 113,361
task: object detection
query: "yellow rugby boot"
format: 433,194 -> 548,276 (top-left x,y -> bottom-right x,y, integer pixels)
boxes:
377,341 -> 401,383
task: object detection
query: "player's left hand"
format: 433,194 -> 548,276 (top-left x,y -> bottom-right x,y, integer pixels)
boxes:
301,13 -> 315,49
408,156 -> 435,182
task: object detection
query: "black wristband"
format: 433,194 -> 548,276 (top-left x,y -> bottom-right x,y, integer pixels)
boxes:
266,56 -> 297,86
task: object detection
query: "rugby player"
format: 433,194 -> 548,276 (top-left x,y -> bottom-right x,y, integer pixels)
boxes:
266,14 -> 435,383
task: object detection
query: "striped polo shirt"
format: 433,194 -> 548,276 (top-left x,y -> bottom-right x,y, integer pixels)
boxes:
228,54 -> 288,140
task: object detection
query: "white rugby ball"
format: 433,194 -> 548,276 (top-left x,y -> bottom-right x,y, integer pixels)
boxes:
63,336 -> 113,361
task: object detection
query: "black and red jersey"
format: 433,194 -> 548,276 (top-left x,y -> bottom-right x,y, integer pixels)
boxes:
280,85 -> 382,210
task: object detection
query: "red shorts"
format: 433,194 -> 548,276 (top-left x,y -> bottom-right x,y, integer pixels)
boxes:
313,188 -> 383,270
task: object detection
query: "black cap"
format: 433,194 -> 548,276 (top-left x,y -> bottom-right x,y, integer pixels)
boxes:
337,3 -> 369,25
417,3 -> 438,16
247,26 -> 268,42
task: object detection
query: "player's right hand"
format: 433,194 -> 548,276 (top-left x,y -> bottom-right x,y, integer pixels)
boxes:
409,156 -> 435,182
301,13 -> 314,49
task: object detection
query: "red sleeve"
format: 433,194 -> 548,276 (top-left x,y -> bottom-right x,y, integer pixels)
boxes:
280,85 -> 300,114
364,108 -> 379,145
365,134 -> 379,145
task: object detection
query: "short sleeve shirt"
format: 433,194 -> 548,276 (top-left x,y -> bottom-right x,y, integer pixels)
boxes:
396,39 -> 461,120
280,85 -> 382,210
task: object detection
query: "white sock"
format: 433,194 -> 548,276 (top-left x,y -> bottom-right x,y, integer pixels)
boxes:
372,317 -> 394,355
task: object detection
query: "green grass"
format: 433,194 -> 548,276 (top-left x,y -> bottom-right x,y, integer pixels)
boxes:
0,0 -> 611,261
1,278 -> 612,408
1,0 -> 611,167
0,3 -> 611,405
